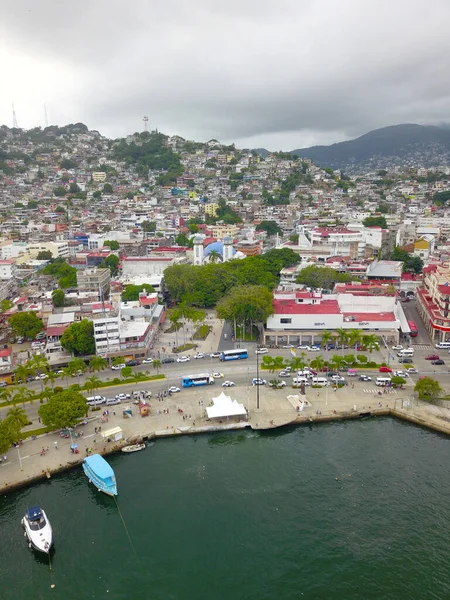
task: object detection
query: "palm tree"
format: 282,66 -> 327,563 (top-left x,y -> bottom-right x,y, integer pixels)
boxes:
89,356 -> 107,373
0,388 -> 11,407
14,364 -> 30,386
60,367 -> 72,388
85,375 -> 101,395
131,372 -> 146,388
67,358 -> 87,385
152,359 -> 161,374
320,330 -> 333,350
347,330 -> 364,359
362,334 -> 380,353
208,250 -> 222,264
335,327 -> 349,352
39,386 -> 54,404
269,356 -> 286,374
289,357 -> 307,373
45,370 -> 58,390
112,356 -> 125,368
310,355 -> 326,372
12,386 -> 33,408
6,406 -> 28,434
329,354 -> 346,372
28,354 -> 50,391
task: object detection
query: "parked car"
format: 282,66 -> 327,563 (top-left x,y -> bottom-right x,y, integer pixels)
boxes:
431,359 -> 445,365
325,371 -> 338,378
252,378 -> 267,386
359,375 -> 372,381
279,370 -> 291,377
142,357 -> 153,364
126,359 -> 140,367
35,373 -> 48,380
255,348 -> 268,355
111,363 -> 126,370
161,357 -> 175,364
398,358 -> 413,364
194,353 -> 205,359
309,346 -> 321,352
269,380 -> 286,388
297,345 -> 311,350
393,371 -> 408,378
392,345 -> 403,351
425,354 -> 440,361
17,337 -> 24,344
209,352 -> 221,358
106,398 -> 121,405
115,393 -> 131,401
222,381 -> 235,387
168,386 -> 181,393
325,344 -> 336,350
0,381 -> 7,388
211,372 -> 224,378
177,356 -> 191,363
379,366 -> 392,373
406,368 -> 418,374
35,332 -> 46,340
281,344 -> 294,349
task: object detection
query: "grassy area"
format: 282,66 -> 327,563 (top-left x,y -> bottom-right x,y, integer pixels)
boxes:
173,343 -> 197,353
193,325 -> 211,340
235,325 -> 259,342
165,322 -> 182,333
22,426 -> 53,439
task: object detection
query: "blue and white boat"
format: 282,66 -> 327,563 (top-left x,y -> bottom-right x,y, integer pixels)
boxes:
22,506 -> 53,553
82,454 -> 118,496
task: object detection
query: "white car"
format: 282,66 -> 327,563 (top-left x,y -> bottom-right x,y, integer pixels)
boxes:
309,346 -> 321,352
222,381 -> 235,387
168,386 -> 181,393
282,344 -> 294,349
269,380 -> 286,388
392,345 -> 403,351
209,352 -> 221,358
393,370 -> 408,378
194,353 -> 205,359
279,370 -> 291,377
55,370 -> 64,376
142,357 -> 153,364
252,378 -> 267,386
115,393 -> 131,401
177,356 -> 191,363
297,345 -> 311,350
255,348 -> 268,355
35,373 -> 48,380
211,372 -> 224,379
111,363 -> 126,370
106,398 -> 121,405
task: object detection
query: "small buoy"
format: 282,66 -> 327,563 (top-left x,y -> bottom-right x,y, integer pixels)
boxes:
348,474 -> 352,477
51,584 -> 55,589
335,477 -> 339,481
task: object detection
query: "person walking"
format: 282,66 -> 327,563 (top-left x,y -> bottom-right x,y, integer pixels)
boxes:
53,441 -> 58,449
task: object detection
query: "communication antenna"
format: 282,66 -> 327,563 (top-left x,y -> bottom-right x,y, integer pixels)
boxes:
143,116 -> 149,132
12,103 -> 18,128
44,104 -> 48,128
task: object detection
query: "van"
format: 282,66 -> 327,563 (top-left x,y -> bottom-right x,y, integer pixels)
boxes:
436,342 -> 450,349
292,377 -> 311,387
347,369 -> 358,377
311,377 -> 329,387
376,377 -> 391,387
86,395 -> 106,406
397,348 -> 414,357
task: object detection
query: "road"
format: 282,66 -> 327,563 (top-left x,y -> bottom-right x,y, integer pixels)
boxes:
401,300 -> 433,346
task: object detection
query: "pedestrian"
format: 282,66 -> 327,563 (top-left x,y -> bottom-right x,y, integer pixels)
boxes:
53,441 -> 58,449
113,410 -> 116,416
95,426 -> 98,434
38,417 -> 41,423
3,455 -> 6,462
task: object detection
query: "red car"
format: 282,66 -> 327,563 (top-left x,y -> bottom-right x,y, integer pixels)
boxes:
425,354 -> 440,360
379,366 -> 392,373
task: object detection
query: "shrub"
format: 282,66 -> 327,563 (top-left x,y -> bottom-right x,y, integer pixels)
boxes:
173,343 -> 197,353
193,325 -> 211,340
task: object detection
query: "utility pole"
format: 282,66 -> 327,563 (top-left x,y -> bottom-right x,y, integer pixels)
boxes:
12,103 -> 18,128
44,104 -> 49,128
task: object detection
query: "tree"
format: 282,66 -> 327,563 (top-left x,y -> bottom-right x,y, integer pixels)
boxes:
414,377 -> 443,400
43,258 -> 77,288
208,250 -> 221,264
142,221 -> 156,235
153,359 -> 161,374
14,364 -> 30,385
268,356 -> 286,374
362,334 -> 379,353
289,233 -> 299,244
188,223 -> 199,234
61,320 -> 95,356
45,370 -> 58,390
89,356 -> 107,373
38,390 -> 88,429
320,330 -> 333,349
53,186 -> 67,197
100,254 -> 119,277
391,247 -> 424,274
255,220 -> 283,237
37,250 -> 53,260
296,265 -> 353,290
69,183 -> 81,194
52,289 -> 65,308
103,183 -> 113,194
0,298 -> 13,311
175,232 -> 190,247
6,406 -> 28,430
121,366 -> 132,379
12,386 -> 34,408
391,376 -> 406,388
310,356 -> 326,371
93,190 -> 102,199
67,358 -> 87,377
216,285 -> 274,338
362,216 -> 387,228
121,284 -> 155,302
104,240 -> 119,251
85,375 -> 101,395
347,330 -> 363,358
9,311 -> 43,338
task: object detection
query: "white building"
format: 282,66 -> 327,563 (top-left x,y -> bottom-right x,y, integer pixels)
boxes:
0,260 -> 16,280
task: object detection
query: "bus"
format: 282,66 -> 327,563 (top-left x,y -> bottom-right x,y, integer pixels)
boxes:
181,374 -> 215,388
219,349 -> 249,361
408,320 -> 418,337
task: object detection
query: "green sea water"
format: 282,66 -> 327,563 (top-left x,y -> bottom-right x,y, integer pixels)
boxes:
1,417 -> 449,600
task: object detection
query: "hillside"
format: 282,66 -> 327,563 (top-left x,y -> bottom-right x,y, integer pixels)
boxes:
291,124 -> 450,172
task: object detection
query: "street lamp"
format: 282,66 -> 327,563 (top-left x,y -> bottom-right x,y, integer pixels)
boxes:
17,444 -> 23,471
256,346 -> 260,409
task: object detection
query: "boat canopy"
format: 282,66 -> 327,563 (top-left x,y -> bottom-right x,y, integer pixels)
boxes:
84,454 -> 114,479
26,507 -> 43,521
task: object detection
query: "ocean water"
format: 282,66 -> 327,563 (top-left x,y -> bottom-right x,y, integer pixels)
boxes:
1,417 -> 449,600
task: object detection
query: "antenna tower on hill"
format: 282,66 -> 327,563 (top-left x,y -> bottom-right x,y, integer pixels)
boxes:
44,104 -> 49,128
143,116 -> 149,132
12,103 -> 18,128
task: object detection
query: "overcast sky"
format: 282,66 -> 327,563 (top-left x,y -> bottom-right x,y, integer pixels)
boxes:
1,0 -> 450,150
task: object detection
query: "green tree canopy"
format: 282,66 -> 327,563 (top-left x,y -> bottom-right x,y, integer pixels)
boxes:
362,216 -> 387,228
255,220 -> 283,237
38,390 -> 88,429
9,311 -> 43,338
216,285 -> 274,326
142,220 -> 156,234
69,183 -> 81,194
100,254 -> 119,277
122,284 -> 155,302
414,377 -> 442,400
390,247 -> 423,274
103,183 -> 113,194
53,186 -> 67,197
296,265 -> 354,290
104,240 -> 120,250
52,289 -> 65,307
37,250 -> 53,260
42,258 -> 77,288
60,320 -> 95,356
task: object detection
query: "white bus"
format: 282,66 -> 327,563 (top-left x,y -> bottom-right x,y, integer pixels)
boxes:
219,349 -> 249,361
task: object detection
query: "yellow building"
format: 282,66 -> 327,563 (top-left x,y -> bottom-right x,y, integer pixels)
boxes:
92,172 -> 107,182
204,203 -> 219,217
211,224 -> 239,238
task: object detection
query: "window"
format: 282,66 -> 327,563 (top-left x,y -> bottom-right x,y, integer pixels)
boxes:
280,318 -> 292,324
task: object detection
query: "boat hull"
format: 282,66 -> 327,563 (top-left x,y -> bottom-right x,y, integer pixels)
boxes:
83,455 -> 118,496
22,509 -> 53,554
121,444 -> 146,453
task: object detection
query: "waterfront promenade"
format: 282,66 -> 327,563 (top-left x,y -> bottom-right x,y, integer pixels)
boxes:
2,381 -> 450,495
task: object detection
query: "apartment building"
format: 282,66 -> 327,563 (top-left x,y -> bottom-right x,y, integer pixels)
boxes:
417,263 -> 450,342
76,268 -> 110,299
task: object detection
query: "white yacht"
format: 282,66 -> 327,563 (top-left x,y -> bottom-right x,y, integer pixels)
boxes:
22,507 -> 53,553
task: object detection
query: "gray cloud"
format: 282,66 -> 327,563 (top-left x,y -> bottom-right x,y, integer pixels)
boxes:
1,0 -> 450,149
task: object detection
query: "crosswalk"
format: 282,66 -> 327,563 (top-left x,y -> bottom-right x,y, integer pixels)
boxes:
362,388 -> 398,395
410,344 -> 433,350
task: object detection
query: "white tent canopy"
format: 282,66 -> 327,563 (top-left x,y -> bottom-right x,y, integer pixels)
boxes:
206,392 -> 247,419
